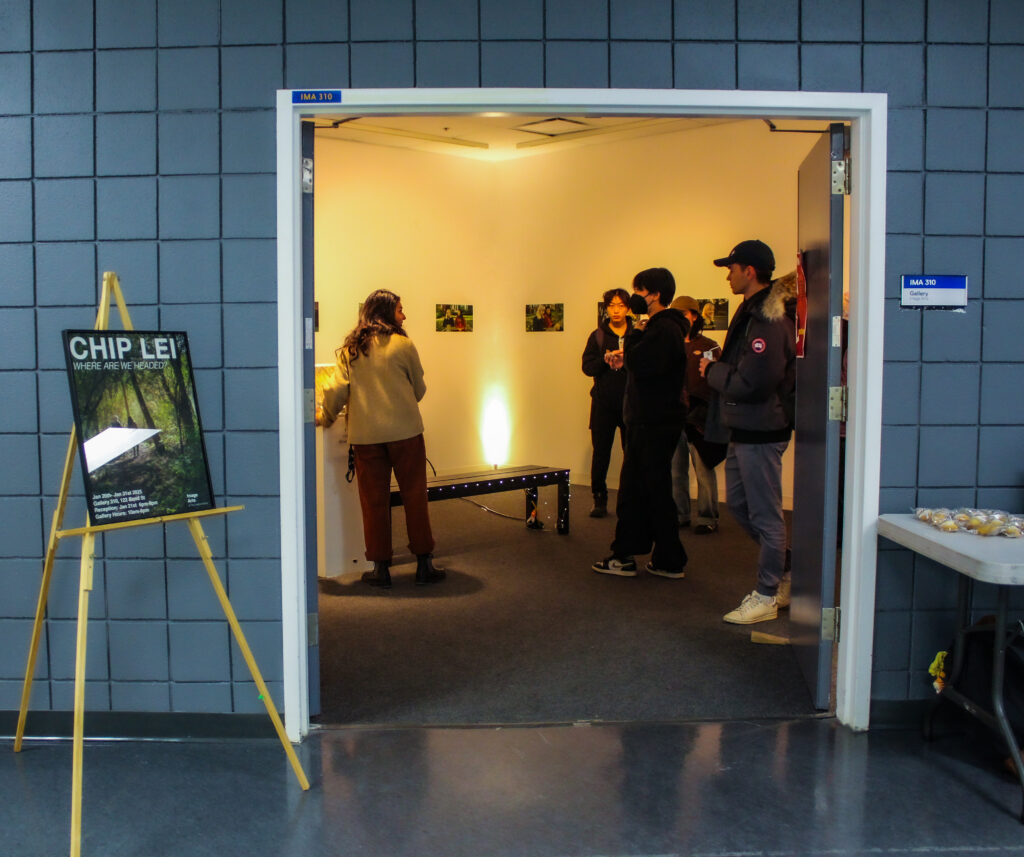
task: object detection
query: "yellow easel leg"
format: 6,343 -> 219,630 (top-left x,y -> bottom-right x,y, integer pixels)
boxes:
16,431 -> 79,753
70,531 -> 95,857
187,518 -> 310,790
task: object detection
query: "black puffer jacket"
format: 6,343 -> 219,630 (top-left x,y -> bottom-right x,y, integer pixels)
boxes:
705,272 -> 797,443
581,318 -> 632,426
622,307 -> 689,427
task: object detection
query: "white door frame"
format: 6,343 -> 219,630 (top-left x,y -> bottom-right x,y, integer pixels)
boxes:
275,88 -> 887,742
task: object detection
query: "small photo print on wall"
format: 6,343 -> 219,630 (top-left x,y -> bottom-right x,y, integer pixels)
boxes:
526,303 -> 564,331
436,304 -> 473,332
698,298 -> 729,331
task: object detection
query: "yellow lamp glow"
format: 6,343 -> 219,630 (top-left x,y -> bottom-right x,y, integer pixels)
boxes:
481,391 -> 511,467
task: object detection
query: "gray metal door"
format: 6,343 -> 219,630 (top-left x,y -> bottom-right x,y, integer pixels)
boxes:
791,124 -> 845,709
301,119 -> 321,716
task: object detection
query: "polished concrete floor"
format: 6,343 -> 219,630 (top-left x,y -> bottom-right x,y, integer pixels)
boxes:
3,717 -> 1024,857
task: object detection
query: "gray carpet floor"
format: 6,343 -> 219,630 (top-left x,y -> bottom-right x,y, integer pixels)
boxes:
317,485 -> 817,726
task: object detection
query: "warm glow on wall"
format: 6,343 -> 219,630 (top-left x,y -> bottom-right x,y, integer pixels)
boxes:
481,390 -> 511,467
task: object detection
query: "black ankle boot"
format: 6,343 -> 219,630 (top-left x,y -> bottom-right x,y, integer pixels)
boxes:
589,492 -> 608,518
415,554 -> 446,586
361,560 -> 391,588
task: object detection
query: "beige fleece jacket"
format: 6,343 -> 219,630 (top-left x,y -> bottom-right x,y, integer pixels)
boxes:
322,333 -> 426,444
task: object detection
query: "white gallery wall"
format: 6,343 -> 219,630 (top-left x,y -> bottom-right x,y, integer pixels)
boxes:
313,119 -> 818,501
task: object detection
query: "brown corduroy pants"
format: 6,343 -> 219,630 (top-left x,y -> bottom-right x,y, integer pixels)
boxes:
352,433 -> 435,562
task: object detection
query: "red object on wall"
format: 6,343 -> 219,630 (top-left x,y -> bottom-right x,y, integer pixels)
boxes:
795,251 -> 808,358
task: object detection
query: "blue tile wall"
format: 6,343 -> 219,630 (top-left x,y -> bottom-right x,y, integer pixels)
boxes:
159,241 -> 221,303
926,110 -> 986,172
737,43 -> 799,91
221,112 -> 276,174
674,0 -> 733,39
481,0 -> 542,39
96,50 -> 157,112
96,114 -> 157,176
285,43 -> 350,88
0,374 -> 38,432
0,54 -> 32,114
800,43 -> 861,92
158,0 -> 220,47
481,41 -> 543,87
611,0 -> 669,39
350,42 -> 415,88
0,118 -> 32,179
96,242 -> 160,305
984,238 -> 1024,298
33,0 -> 93,50
737,0 -> 797,41
158,113 -> 220,175
991,0 -> 1024,43
35,243 -> 96,306
96,0 -> 156,48
0,245 -> 35,307
416,41 -> 480,87
610,42 -> 672,89
0,0 -> 31,52
2,0 -> 1023,720
674,43 -> 735,89
989,47 -> 1024,108
801,0 -> 860,42
927,0 -> 988,44
223,0 -> 283,45
96,177 -> 158,240
546,0 -> 608,39
285,0 -> 350,43
170,623 -> 230,681
924,174 -> 984,236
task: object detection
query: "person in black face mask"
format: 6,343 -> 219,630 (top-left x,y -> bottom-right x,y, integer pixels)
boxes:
592,267 -> 690,580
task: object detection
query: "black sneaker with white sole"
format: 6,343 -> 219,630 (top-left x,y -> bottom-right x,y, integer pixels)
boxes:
645,562 -> 686,579
592,556 -> 638,577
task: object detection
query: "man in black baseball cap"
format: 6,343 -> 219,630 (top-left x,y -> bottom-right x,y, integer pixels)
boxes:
712,239 -> 775,278
700,238 -> 796,625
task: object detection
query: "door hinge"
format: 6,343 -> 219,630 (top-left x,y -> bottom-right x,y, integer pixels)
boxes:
821,607 -> 840,642
831,157 -> 850,195
828,385 -> 847,422
302,157 -> 313,194
307,612 -> 319,647
304,388 -> 315,423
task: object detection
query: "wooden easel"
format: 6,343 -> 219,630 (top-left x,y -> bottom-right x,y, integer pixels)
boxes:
14,273 -> 309,857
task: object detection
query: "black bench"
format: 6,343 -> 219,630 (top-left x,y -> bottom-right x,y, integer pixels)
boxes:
390,464 -> 570,534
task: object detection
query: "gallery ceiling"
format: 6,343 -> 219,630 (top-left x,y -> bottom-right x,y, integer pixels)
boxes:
310,113 -> 831,162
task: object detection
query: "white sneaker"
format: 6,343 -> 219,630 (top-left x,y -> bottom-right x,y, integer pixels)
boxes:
775,575 -> 791,609
723,590 -> 778,625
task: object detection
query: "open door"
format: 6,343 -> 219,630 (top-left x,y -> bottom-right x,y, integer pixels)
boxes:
301,120 -> 321,717
791,123 -> 846,710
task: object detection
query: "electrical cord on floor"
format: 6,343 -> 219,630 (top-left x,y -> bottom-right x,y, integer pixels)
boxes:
427,456 -> 551,528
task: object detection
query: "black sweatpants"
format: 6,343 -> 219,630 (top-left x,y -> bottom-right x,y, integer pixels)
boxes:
611,422 -> 688,571
590,405 -> 625,496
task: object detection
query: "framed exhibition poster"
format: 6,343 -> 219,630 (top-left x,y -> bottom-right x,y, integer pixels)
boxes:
62,330 -> 215,525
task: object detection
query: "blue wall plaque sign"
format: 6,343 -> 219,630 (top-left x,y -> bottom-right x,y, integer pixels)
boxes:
900,274 -> 968,308
291,90 -> 343,104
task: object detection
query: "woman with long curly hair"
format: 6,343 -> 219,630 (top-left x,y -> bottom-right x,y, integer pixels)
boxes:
322,289 -> 444,588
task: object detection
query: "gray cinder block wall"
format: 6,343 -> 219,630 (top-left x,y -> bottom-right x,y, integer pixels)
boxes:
0,0 -> 1022,720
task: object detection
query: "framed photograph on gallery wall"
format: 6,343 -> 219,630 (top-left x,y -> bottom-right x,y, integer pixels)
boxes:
525,303 -> 564,331
697,298 -> 729,331
62,330 -> 215,526
435,304 -> 473,331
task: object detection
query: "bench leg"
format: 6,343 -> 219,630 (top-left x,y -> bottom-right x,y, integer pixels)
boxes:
525,488 -> 542,529
557,480 -> 569,534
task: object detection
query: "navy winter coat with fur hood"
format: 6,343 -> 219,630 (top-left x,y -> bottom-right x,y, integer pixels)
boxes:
705,272 -> 797,443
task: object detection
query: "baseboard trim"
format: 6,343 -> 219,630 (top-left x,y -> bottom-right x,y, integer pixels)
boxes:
0,711 -> 276,741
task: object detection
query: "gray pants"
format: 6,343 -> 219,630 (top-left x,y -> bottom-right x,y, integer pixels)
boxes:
725,440 -> 788,596
671,435 -> 719,526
